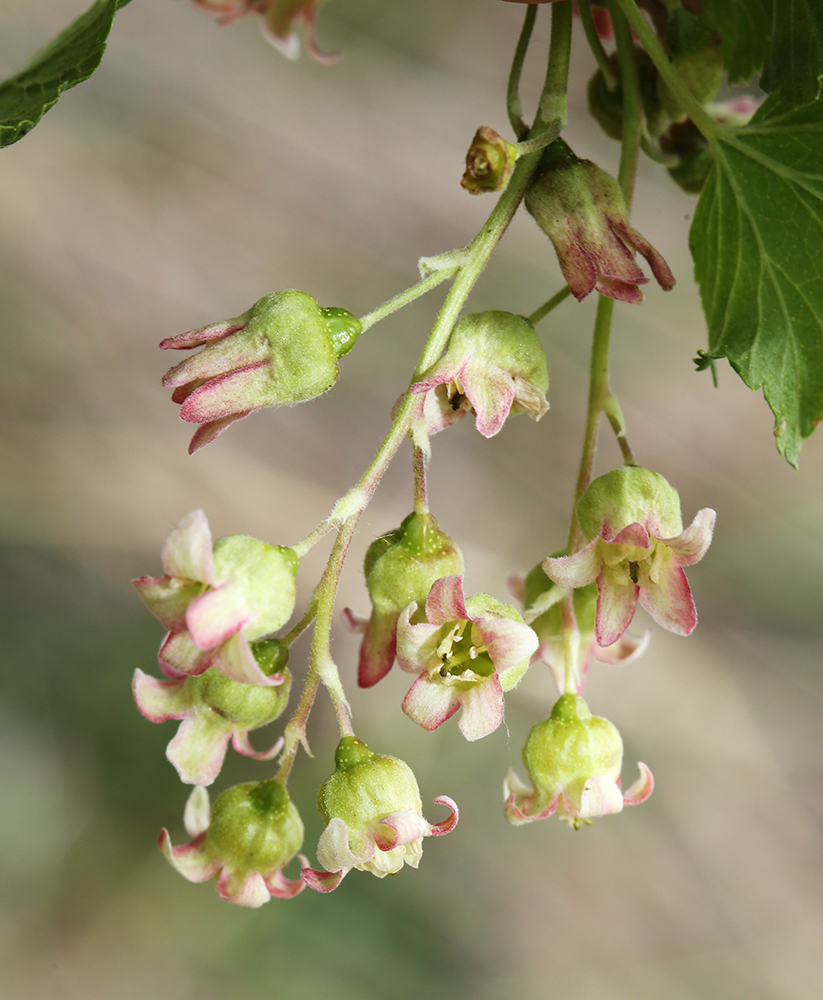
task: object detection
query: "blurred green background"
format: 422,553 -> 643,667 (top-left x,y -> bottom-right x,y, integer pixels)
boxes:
1,2 -> 821,998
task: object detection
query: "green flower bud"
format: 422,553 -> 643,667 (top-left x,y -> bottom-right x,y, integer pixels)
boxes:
160,781 -> 305,907
161,290 -> 362,452
587,48 -> 667,142
576,466 -> 684,543
351,512 -> 463,687
658,9 -> 723,122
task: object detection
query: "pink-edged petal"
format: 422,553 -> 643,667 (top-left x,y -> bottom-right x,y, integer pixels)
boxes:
425,575 -> 470,625
341,607 -> 367,633
564,775 -> 624,819
506,572 -> 526,605
316,817 -> 370,873
429,795 -> 459,835
184,785 -> 211,837
373,810 -> 432,851
664,508 -> 716,566
457,674 -> 504,741
186,583 -> 249,650
543,538 -> 602,589
159,629 -> 213,677
395,603 -> 447,673
132,575 -> 202,629
595,275 -> 644,304
594,566 -> 639,647
132,668 -> 191,722
214,632 -> 283,686
265,860 -> 307,899
622,224 -> 676,290
623,762 -> 654,805
160,320 -> 247,352
189,412 -> 252,454
166,712 -> 233,786
422,385 -> 471,436
592,628 -> 651,665
161,509 -> 215,584
503,768 -> 559,825
356,608 -> 399,688
401,674 -> 462,732
606,521 -> 651,547
638,561 -> 696,636
161,332 -> 260,387
462,369 -> 516,437
158,829 -> 219,883
179,361 -> 269,423
232,730 -> 284,762
555,226 -> 598,301
475,615 -> 539,677
301,867 -> 345,893
217,868 -> 271,908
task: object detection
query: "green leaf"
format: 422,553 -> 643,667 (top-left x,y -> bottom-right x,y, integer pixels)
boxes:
701,0 -> 771,84
761,0 -> 823,107
689,94 -> 823,466
0,0 -> 133,149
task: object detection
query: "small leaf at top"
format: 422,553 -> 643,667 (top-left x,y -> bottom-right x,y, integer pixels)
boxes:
689,94 -> 823,466
0,0 -> 132,149
760,0 -> 823,108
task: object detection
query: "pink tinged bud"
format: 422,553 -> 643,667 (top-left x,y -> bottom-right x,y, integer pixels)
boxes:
396,575 -> 538,741
412,312 -> 549,438
161,291 -> 360,453
543,468 -> 714,647
133,640 -> 290,785
159,781 -> 305,907
134,510 -> 298,686
504,694 -> 653,828
303,738 -> 458,890
345,513 -> 463,688
525,141 -> 674,303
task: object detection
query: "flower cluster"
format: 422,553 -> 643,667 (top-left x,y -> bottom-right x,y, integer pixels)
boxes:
190,0 -> 335,62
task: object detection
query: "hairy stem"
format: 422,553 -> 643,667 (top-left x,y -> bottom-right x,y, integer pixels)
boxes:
528,285 -> 571,326
578,0 -> 618,89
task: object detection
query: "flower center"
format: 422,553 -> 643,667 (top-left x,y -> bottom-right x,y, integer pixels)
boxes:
436,621 -> 492,678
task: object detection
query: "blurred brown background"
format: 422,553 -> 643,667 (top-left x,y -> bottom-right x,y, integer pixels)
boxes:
1,2 -> 821,998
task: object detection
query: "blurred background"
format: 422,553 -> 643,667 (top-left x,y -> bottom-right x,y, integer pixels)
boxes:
1,2 -> 821,998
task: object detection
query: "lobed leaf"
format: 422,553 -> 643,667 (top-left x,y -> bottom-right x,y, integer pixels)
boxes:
760,0 -> 823,108
701,0 -> 771,84
0,0 -> 132,149
689,94 -> 823,466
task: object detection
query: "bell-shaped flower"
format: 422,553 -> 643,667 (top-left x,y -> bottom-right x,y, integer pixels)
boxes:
133,638 -> 290,785
543,467 -> 715,648
411,311 -> 549,438
161,291 -> 360,452
396,575 -> 538,741
510,562 -> 649,696
302,737 -> 458,892
159,781 -> 306,907
191,1 -> 335,62
343,512 -> 463,688
133,509 -> 298,685
504,693 -> 653,829
525,139 -> 674,303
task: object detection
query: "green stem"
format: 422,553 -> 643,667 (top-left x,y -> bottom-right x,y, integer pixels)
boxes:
358,268 -> 455,334
610,0 -> 719,143
578,0 -> 618,89
507,3 -> 538,138
528,285 -> 571,326
566,294 -> 615,554
278,1 -> 575,774
609,1 -> 643,205
413,443 -> 429,515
